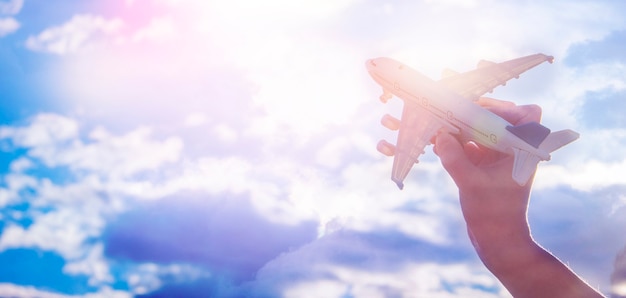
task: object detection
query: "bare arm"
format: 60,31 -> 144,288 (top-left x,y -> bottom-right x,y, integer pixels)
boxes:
434,97 -> 603,298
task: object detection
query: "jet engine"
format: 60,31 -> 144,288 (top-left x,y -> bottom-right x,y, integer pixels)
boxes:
381,114 -> 400,131
376,140 -> 395,157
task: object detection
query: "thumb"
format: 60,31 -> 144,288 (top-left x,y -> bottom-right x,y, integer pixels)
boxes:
435,131 -> 474,181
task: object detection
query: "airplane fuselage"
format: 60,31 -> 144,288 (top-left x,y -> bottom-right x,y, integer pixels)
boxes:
366,57 -> 550,161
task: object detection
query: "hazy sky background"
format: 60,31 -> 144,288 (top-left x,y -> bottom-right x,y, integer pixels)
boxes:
1,0 -> 625,297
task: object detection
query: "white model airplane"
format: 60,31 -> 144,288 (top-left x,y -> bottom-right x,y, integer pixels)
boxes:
366,54 -> 579,189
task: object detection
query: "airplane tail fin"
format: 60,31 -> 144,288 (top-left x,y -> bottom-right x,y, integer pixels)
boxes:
510,128 -> 580,186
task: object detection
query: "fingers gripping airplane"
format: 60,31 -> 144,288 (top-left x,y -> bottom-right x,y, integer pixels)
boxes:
366,54 -> 579,189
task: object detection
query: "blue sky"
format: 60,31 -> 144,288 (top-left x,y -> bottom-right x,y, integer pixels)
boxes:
1,0 -> 626,297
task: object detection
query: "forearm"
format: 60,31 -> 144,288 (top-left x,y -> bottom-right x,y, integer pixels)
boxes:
467,217 -> 604,298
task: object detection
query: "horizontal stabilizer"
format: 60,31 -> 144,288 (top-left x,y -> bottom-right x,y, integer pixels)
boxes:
506,122 -> 551,148
538,129 -> 579,153
511,148 -> 541,186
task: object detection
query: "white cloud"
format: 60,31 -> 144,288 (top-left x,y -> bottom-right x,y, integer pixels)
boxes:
532,126 -> 626,191
92,147 -> 459,244
296,263 -> 508,298
26,14 -> 124,55
0,0 -> 22,15
124,263 -> 210,295
238,35 -> 373,137
2,114 -> 183,180
4,172 -> 37,193
9,157 -> 33,172
0,190 -> 8,208
0,113 -> 79,147
2,119 -> 454,246
44,0 -> 371,138
283,280 -> 347,298
253,233 -> 508,298
383,1 -> 626,80
0,208 -> 105,259
63,244 -> 113,286
126,264 -> 163,295
536,61 -> 626,129
213,123 -> 238,143
82,288 -> 133,298
0,17 -> 18,36
0,283 -> 131,298
535,158 -> 626,191
183,112 -> 208,127
315,137 -> 356,169
0,115 -> 211,295
132,16 -> 175,43
126,0 -> 181,7
0,173 -> 37,207
180,0 -> 357,26
63,131 -> 177,179
315,133 -> 377,169
423,0 -> 478,9
0,110 -> 464,295
0,283 -> 72,298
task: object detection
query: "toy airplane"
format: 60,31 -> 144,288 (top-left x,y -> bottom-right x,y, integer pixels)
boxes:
366,54 -> 579,189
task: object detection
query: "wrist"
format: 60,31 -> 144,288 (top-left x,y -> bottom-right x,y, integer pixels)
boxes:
458,188 -> 532,258
470,226 -> 536,271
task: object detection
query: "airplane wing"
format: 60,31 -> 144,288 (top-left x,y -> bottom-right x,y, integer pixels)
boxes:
437,53 -> 554,101
391,102 -> 452,189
